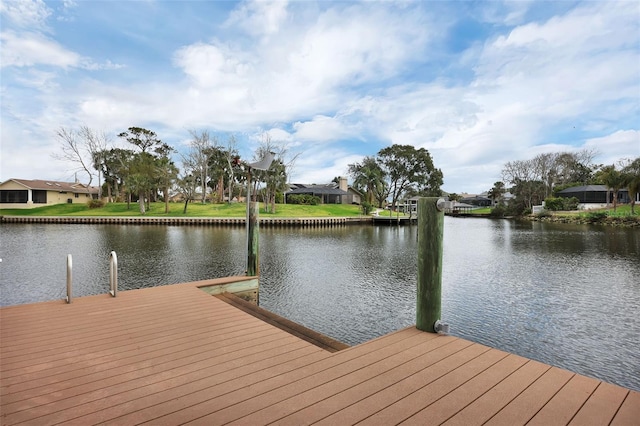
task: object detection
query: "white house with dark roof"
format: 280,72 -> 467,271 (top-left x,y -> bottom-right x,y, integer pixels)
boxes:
0,178 -> 100,209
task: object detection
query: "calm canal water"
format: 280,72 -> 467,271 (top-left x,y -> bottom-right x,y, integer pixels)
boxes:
1,218 -> 638,392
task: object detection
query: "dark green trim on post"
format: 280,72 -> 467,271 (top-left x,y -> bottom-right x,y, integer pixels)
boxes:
416,197 -> 445,332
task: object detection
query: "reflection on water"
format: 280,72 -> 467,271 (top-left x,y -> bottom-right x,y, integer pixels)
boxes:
1,218 -> 638,391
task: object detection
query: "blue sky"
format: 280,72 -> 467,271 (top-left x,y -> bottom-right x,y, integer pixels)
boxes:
1,0 -> 639,194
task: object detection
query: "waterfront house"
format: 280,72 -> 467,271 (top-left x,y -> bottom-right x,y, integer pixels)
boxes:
460,193 -> 492,207
0,178 -> 99,209
286,176 -> 361,204
557,185 -> 633,209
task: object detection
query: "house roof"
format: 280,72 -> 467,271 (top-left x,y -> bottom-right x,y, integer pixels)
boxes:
286,186 -> 348,195
460,195 -> 491,201
1,178 -> 99,194
558,185 -> 628,194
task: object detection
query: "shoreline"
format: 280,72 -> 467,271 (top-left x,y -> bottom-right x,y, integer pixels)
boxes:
2,213 -> 638,227
0,215 -> 372,227
525,213 -> 640,227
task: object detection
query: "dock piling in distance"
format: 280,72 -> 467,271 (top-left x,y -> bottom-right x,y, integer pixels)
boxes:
416,197 -> 445,333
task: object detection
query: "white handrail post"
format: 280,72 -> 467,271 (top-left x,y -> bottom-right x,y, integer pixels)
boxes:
66,254 -> 72,303
109,251 -> 118,297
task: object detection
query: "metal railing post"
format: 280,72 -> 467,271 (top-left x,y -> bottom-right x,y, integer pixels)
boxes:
66,254 -> 72,303
109,251 -> 118,297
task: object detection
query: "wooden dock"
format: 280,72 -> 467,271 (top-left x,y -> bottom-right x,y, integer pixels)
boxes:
372,215 -> 416,225
1,279 -> 638,425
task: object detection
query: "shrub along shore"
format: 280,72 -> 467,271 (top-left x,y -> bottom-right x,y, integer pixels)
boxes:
526,209 -> 640,227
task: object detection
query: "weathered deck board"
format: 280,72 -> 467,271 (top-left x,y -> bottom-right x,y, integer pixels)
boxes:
1,279 -> 637,426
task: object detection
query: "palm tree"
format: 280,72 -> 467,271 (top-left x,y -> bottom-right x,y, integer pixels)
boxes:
488,181 -> 506,206
348,156 -> 386,206
623,158 -> 640,214
156,157 -> 179,214
600,165 -> 629,212
261,159 -> 287,213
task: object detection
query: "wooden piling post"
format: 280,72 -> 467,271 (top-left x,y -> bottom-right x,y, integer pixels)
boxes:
243,152 -> 275,277
247,200 -> 259,276
416,197 -> 445,332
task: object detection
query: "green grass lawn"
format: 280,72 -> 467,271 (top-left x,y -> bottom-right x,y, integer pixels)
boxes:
0,202 -> 365,218
470,207 -> 492,214
4,202 -> 636,219
548,204 -> 638,217
592,205 -> 638,216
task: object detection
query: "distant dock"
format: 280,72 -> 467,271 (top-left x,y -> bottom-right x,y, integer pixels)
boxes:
372,215 -> 416,225
1,278 -> 638,425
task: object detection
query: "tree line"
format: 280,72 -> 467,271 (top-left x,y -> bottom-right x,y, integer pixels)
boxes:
55,126 -> 295,214
53,125 -> 638,217
57,126 -> 444,215
486,150 -> 640,215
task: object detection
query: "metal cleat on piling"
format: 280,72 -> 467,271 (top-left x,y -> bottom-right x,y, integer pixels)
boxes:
434,320 -> 450,334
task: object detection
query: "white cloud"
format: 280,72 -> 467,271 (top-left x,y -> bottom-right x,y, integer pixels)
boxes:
0,0 -> 51,30
55,0 -> 78,22
477,0 -> 533,26
81,59 -> 125,71
287,4 -> 431,90
263,128 -> 294,144
225,0 -> 289,38
290,147 -> 361,184
494,2 -> 635,51
173,42 -> 248,88
477,1 -> 638,112
167,2 -> 435,128
293,115 -> 357,142
61,0 -> 77,12
423,1 -> 639,192
0,1 -> 637,195
0,31 -> 80,68
10,68 -> 59,91
584,130 -> 640,165
0,30 -> 122,71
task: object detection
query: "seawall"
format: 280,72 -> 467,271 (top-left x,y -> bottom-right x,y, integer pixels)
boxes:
0,215 -> 373,227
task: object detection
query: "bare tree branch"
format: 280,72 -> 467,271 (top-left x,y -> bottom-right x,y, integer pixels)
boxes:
53,126 -> 107,195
